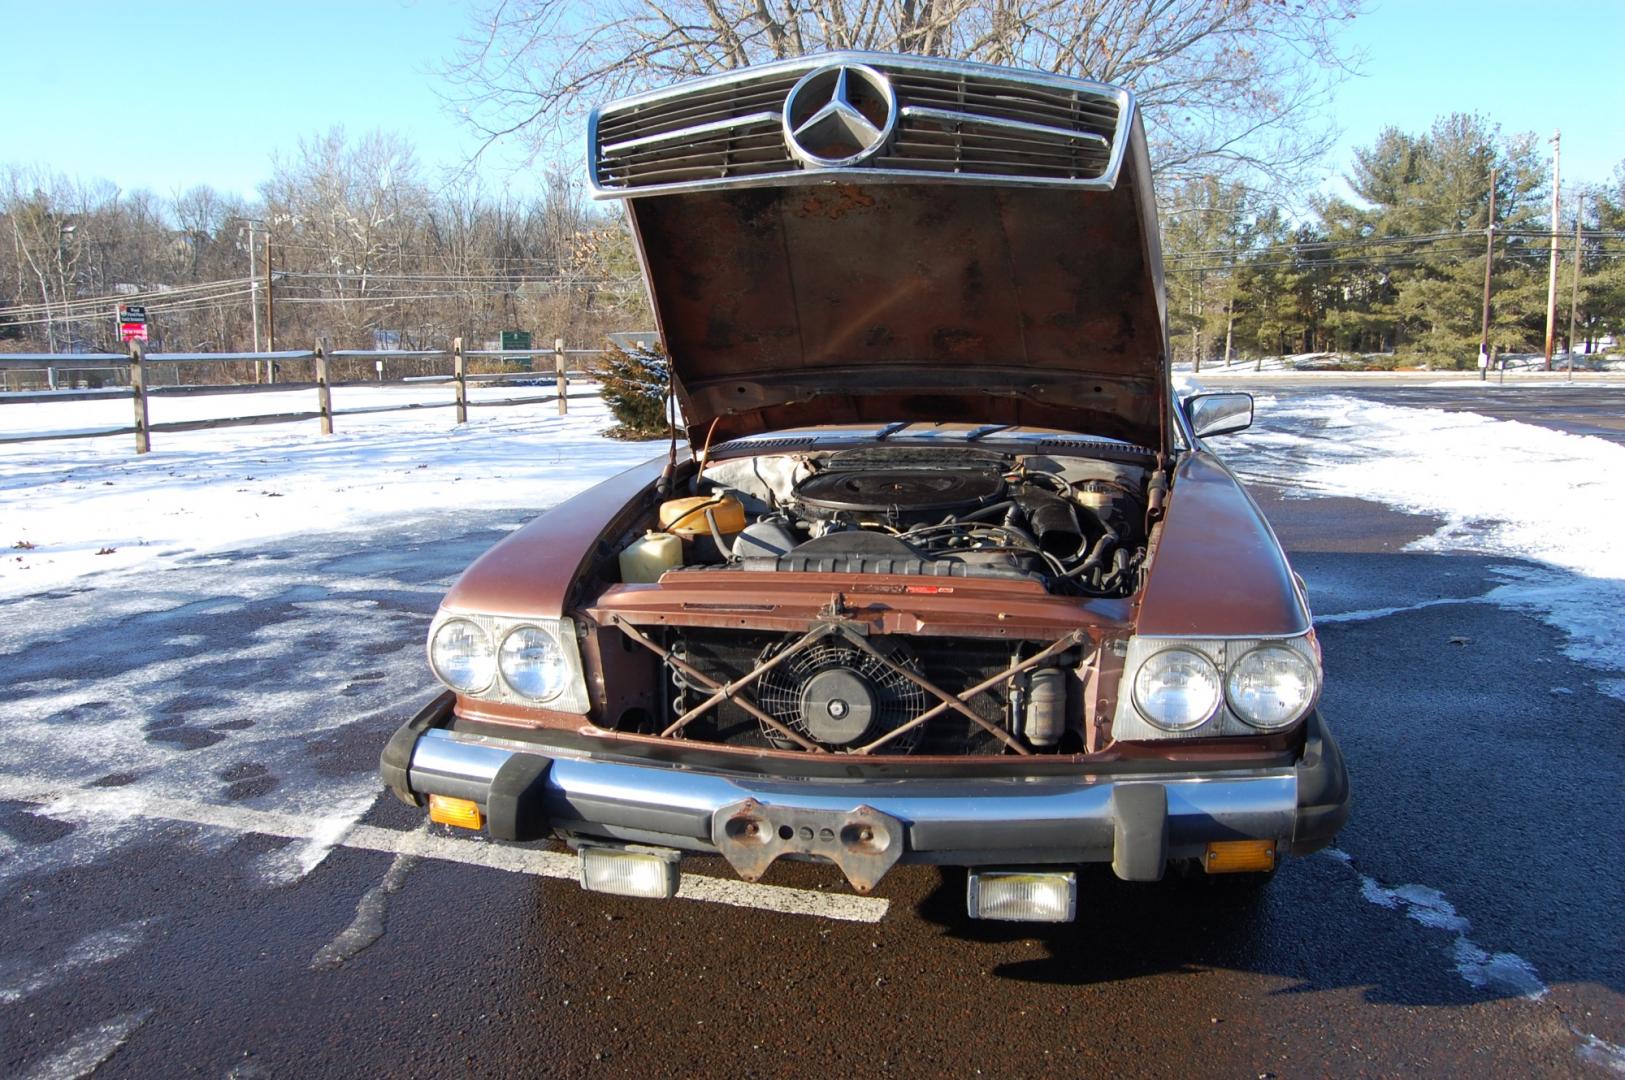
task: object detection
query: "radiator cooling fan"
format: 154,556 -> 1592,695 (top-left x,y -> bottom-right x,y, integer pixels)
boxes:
757,639 -> 929,752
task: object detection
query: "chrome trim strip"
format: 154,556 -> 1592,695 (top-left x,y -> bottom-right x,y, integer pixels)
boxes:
409,731 -> 508,804
599,110 -> 783,156
407,729 -> 1298,858
899,105 -> 1110,149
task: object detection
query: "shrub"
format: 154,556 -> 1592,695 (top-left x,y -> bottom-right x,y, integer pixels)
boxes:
593,341 -> 670,438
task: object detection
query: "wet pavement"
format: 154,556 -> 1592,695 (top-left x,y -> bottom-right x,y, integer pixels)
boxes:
1,384 -> 1622,1078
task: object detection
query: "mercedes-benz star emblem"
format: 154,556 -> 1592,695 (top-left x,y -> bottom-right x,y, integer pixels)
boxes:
782,63 -> 897,168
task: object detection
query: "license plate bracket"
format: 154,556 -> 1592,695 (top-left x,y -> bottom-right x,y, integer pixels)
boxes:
711,799 -> 905,893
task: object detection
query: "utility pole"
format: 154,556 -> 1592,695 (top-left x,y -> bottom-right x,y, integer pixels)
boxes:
264,232 -> 275,359
1192,271 -> 1203,373
1479,168 -> 1497,383
246,223 -> 261,352
245,222 -> 262,383
1543,130 -> 1562,370
1567,195 -> 1583,382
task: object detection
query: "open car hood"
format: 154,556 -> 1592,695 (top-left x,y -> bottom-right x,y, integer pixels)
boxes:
591,53 -> 1171,450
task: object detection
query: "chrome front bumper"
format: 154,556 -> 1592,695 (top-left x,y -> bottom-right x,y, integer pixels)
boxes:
382,697 -> 1348,888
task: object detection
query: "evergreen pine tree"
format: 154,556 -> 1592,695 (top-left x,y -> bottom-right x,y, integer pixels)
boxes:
593,341 -> 670,438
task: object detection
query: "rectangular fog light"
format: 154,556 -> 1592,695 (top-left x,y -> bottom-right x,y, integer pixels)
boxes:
1204,839 -> 1276,874
579,845 -> 681,899
967,870 -> 1077,922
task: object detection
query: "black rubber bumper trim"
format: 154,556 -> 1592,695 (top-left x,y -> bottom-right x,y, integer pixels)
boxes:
487,755 -> 555,842
379,691 -> 456,807
1110,783 -> 1170,881
1292,710 -> 1351,855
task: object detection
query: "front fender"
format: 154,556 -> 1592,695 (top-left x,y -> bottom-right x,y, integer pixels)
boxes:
441,454 -> 674,620
1135,451 -> 1309,638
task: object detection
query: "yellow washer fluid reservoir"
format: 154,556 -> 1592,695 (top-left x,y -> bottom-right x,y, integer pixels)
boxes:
619,531 -> 682,584
658,495 -> 747,538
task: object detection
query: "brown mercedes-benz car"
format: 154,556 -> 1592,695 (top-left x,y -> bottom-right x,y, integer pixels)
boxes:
380,52 -> 1349,921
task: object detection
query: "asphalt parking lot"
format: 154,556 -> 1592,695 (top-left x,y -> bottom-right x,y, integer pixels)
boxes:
2,381 -> 1621,1078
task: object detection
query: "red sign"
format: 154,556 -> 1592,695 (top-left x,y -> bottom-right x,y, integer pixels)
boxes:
117,303 -> 149,343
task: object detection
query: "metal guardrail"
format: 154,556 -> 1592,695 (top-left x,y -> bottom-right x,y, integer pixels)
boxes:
0,337 -> 604,453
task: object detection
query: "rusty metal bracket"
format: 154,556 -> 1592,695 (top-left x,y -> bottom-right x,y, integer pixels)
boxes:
712,798 -> 905,893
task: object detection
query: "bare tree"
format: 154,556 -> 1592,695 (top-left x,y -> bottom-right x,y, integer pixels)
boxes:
444,0 -> 1364,186
262,128 -> 431,343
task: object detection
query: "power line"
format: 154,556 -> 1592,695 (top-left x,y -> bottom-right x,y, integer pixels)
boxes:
0,286 -> 259,329
0,276 -> 255,319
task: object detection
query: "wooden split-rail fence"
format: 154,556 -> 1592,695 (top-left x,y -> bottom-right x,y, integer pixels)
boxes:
0,338 -> 606,454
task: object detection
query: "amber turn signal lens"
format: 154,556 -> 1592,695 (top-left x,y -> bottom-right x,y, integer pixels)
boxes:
428,794 -> 484,831
1204,839 -> 1276,874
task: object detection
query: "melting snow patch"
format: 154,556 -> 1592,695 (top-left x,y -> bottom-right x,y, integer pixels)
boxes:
16,1009 -> 152,1080
1577,1032 -> 1625,1075
1326,849 -> 1547,1000
311,848 -> 421,970
1316,596 -> 1484,624
1450,939 -> 1547,999
0,918 -> 156,1004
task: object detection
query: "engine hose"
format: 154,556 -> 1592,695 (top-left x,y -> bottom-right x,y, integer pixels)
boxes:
1060,528 -> 1118,579
917,522 -> 1043,553
959,499 -> 1018,524
704,508 -> 735,564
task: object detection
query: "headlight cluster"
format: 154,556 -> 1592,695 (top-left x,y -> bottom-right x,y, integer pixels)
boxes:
1114,634 -> 1319,739
427,614 -> 588,712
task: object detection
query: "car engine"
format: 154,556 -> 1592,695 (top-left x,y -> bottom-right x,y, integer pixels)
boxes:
686,446 -> 1149,598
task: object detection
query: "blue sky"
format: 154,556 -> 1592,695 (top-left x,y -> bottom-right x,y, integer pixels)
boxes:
2,0 -> 1620,204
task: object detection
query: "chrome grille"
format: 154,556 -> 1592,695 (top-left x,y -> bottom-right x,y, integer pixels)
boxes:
594,70 -> 805,189
589,53 -> 1131,197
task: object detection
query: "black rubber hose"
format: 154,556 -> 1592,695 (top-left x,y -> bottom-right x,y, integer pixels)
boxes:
959,499 -> 1018,523
1059,528 -> 1118,579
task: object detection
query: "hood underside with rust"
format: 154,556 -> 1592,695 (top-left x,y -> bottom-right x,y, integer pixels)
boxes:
629,159 -> 1169,449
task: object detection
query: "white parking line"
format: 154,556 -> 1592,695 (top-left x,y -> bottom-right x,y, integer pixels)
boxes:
0,775 -> 889,923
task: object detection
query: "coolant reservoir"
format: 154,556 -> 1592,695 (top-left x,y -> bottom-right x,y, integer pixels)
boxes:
658,495 -> 747,539
618,531 -> 682,584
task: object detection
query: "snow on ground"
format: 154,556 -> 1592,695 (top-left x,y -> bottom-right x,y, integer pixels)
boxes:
1174,350 -> 1624,374
0,383 -> 646,600
1218,391 -> 1625,700
0,388 -> 664,893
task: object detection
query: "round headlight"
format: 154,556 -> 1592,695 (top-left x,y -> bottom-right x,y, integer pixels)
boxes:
429,619 -> 495,693
1226,645 -> 1317,729
499,625 -> 568,701
1132,647 -> 1221,731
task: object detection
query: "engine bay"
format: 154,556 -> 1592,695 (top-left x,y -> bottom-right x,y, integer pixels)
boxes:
630,445 -> 1153,598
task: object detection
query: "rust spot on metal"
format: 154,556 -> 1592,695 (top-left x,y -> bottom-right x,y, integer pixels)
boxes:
796,184 -> 877,220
